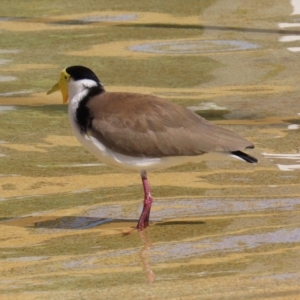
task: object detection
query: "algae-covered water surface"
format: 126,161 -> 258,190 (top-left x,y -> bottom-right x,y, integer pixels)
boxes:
1,0 -> 300,299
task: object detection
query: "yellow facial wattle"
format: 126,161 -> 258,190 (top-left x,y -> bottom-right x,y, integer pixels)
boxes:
47,69 -> 70,104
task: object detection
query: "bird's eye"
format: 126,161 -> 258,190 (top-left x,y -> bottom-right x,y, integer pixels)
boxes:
65,76 -> 67,79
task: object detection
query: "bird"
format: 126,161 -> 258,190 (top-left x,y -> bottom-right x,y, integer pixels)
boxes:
47,65 -> 257,230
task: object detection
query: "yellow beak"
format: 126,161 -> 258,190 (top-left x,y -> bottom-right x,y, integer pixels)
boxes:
47,70 -> 69,104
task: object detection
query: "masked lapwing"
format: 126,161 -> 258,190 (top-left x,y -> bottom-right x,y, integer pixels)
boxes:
47,65 -> 257,230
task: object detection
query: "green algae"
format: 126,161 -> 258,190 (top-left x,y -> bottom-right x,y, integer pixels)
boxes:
0,54 -> 219,94
0,0 -> 215,17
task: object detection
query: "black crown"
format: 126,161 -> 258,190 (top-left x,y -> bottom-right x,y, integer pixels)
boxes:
66,66 -> 100,83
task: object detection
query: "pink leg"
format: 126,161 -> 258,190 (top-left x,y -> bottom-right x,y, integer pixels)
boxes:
137,171 -> 153,230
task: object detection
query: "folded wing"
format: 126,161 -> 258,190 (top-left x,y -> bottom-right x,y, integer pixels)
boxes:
86,92 -> 254,158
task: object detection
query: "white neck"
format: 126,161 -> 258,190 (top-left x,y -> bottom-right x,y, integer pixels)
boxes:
68,78 -> 98,102
67,78 -> 100,121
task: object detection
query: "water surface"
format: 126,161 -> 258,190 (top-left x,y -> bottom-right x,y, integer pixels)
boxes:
1,0 -> 300,299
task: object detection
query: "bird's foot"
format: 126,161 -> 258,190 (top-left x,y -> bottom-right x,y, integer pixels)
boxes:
136,220 -> 149,231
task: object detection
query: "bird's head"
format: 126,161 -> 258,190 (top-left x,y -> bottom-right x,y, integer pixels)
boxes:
47,65 -> 102,103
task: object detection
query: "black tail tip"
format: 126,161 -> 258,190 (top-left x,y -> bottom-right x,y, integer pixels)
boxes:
231,150 -> 258,164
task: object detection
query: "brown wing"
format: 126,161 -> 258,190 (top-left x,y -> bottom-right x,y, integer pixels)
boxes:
86,92 -> 254,158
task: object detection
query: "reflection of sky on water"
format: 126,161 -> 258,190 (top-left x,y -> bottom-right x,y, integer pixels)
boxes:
0,59 -> 12,65
129,40 -> 259,54
3,256 -> 48,262
61,227 -> 300,273
256,272 -> 300,281
291,0 -> 300,14
263,153 -> 300,171
0,75 -> 16,82
87,198 -> 300,221
287,124 -> 300,130
0,90 -> 33,97
0,50 -> 19,54
279,0 -> 300,51
0,49 -> 19,83
149,227 -> 300,263
0,106 -> 16,112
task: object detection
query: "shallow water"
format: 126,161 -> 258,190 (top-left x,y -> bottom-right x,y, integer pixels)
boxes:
1,0 -> 300,299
